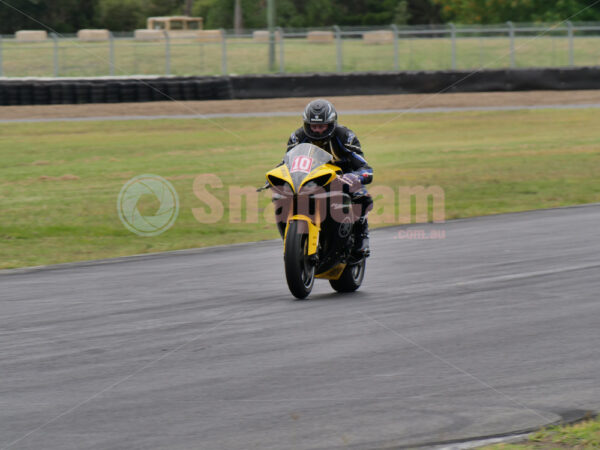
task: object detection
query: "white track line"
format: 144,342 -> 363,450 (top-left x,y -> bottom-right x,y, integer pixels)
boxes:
2,103 -> 600,123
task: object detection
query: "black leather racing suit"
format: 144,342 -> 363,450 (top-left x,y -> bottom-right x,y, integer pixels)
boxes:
286,125 -> 374,218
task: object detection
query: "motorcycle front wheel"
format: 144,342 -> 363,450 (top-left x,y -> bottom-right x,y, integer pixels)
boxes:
284,221 -> 315,299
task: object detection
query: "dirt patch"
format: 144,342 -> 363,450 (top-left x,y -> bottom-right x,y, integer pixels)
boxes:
38,174 -> 80,181
165,174 -> 197,180
1,91 -> 600,120
83,156 -> 103,163
108,171 -> 134,179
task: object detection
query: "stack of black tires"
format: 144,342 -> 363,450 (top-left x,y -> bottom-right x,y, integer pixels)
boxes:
0,77 -> 233,106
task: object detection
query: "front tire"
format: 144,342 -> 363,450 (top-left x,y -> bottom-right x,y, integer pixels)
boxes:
329,259 -> 365,293
284,221 -> 315,299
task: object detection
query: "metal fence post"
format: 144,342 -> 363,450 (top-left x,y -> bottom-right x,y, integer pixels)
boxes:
133,36 -> 139,74
221,29 -> 228,75
479,35 -> 484,68
333,25 -> 342,73
109,31 -> 115,76
0,36 -> 3,77
551,32 -> 556,66
51,33 -> 59,77
391,24 -> 399,71
566,20 -> 574,66
449,23 -> 457,70
408,34 -> 413,70
276,27 -> 285,73
507,21 -> 515,68
164,31 -> 171,75
267,0 -> 275,71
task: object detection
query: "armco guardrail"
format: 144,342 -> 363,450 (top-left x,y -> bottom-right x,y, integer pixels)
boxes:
1,67 -> 600,105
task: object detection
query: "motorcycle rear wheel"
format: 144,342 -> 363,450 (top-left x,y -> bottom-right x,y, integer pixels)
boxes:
284,221 -> 315,299
329,259 -> 366,293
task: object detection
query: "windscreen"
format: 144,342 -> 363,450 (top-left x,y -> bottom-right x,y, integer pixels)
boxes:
283,144 -> 332,190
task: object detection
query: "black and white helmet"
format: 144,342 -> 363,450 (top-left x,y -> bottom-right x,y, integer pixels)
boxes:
302,99 -> 338,141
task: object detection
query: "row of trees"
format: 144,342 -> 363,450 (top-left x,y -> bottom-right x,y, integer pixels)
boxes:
0,0 -> 181,34
194,0 -> 440,29
435,0 -> 600,24
1,0 -> 600,34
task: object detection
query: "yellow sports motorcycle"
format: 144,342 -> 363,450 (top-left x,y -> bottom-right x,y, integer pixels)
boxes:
265,143 -> 366,299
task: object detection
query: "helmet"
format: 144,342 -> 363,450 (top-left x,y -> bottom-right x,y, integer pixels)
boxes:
302,99 -> 337,141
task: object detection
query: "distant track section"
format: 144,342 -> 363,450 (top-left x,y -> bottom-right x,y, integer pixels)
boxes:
2,103 -> 600,124
1,67 -> 600,106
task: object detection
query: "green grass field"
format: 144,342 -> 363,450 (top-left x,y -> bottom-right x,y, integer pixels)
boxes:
483,415 -> 600,449
2,35 -> 600,77
1,107 -> 599,269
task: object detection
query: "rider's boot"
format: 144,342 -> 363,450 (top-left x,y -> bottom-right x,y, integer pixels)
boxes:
353,217 -> 370,257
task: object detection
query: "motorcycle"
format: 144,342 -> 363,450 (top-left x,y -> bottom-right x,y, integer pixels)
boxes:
264,143 -> 366,299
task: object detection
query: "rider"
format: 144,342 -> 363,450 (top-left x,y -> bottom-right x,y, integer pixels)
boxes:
285,99 -> 373,256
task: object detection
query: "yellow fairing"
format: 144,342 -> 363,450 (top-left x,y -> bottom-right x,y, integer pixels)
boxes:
266,165 -> 295,193
267,163 -> 340,193
316,264 -> 347,280
299,164 -> 340,189
283,215 -> 320,256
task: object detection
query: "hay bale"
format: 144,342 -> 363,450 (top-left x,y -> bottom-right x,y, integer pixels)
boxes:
77,29 -> 110,42
15,30 -> 48,42
307,31 -> 334,43
363,30 -> 395,44
252,30 -> 282,42
195,29 -> 223,43
167,30 -> 202,39
134,29 -> 164,41
253,30 -> 269,42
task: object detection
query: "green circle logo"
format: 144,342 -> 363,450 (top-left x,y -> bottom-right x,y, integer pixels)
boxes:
117,174 -> 179,237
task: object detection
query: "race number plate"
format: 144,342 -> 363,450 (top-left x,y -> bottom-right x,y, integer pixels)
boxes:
290,156 -> 313,173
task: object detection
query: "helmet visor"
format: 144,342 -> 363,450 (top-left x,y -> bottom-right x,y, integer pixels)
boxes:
304,122 -> 335,140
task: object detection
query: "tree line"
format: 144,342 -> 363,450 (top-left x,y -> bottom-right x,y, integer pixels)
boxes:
1,0 -> 599,34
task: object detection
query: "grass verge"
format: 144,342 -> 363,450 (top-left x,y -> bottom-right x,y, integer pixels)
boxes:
483,415 -> 600,449
1,107 -> 599,269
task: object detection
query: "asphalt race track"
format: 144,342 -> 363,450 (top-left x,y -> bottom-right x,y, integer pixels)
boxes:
1,205 -> 599,449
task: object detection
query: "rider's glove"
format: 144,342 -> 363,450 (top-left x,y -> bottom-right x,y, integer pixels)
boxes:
357,171 -> 373,185
340,173 -> 362,192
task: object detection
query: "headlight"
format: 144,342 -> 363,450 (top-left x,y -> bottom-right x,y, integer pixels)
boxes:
268,175 -> 288,187
311,174 -> 333,187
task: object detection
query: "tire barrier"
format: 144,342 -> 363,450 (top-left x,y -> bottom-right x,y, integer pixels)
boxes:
33,84 -> 50,105
105,82 -> 120,103
1,67 -> 600,106
60,83 -> 75,105
149,81 -> 168,101
90,84 -> 106,103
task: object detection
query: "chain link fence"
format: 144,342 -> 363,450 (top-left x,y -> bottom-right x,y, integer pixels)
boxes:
1,22 -> 600,78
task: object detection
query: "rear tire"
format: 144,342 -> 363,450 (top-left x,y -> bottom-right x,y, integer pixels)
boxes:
284,221 -> 315,299
329,259 -> 365,293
